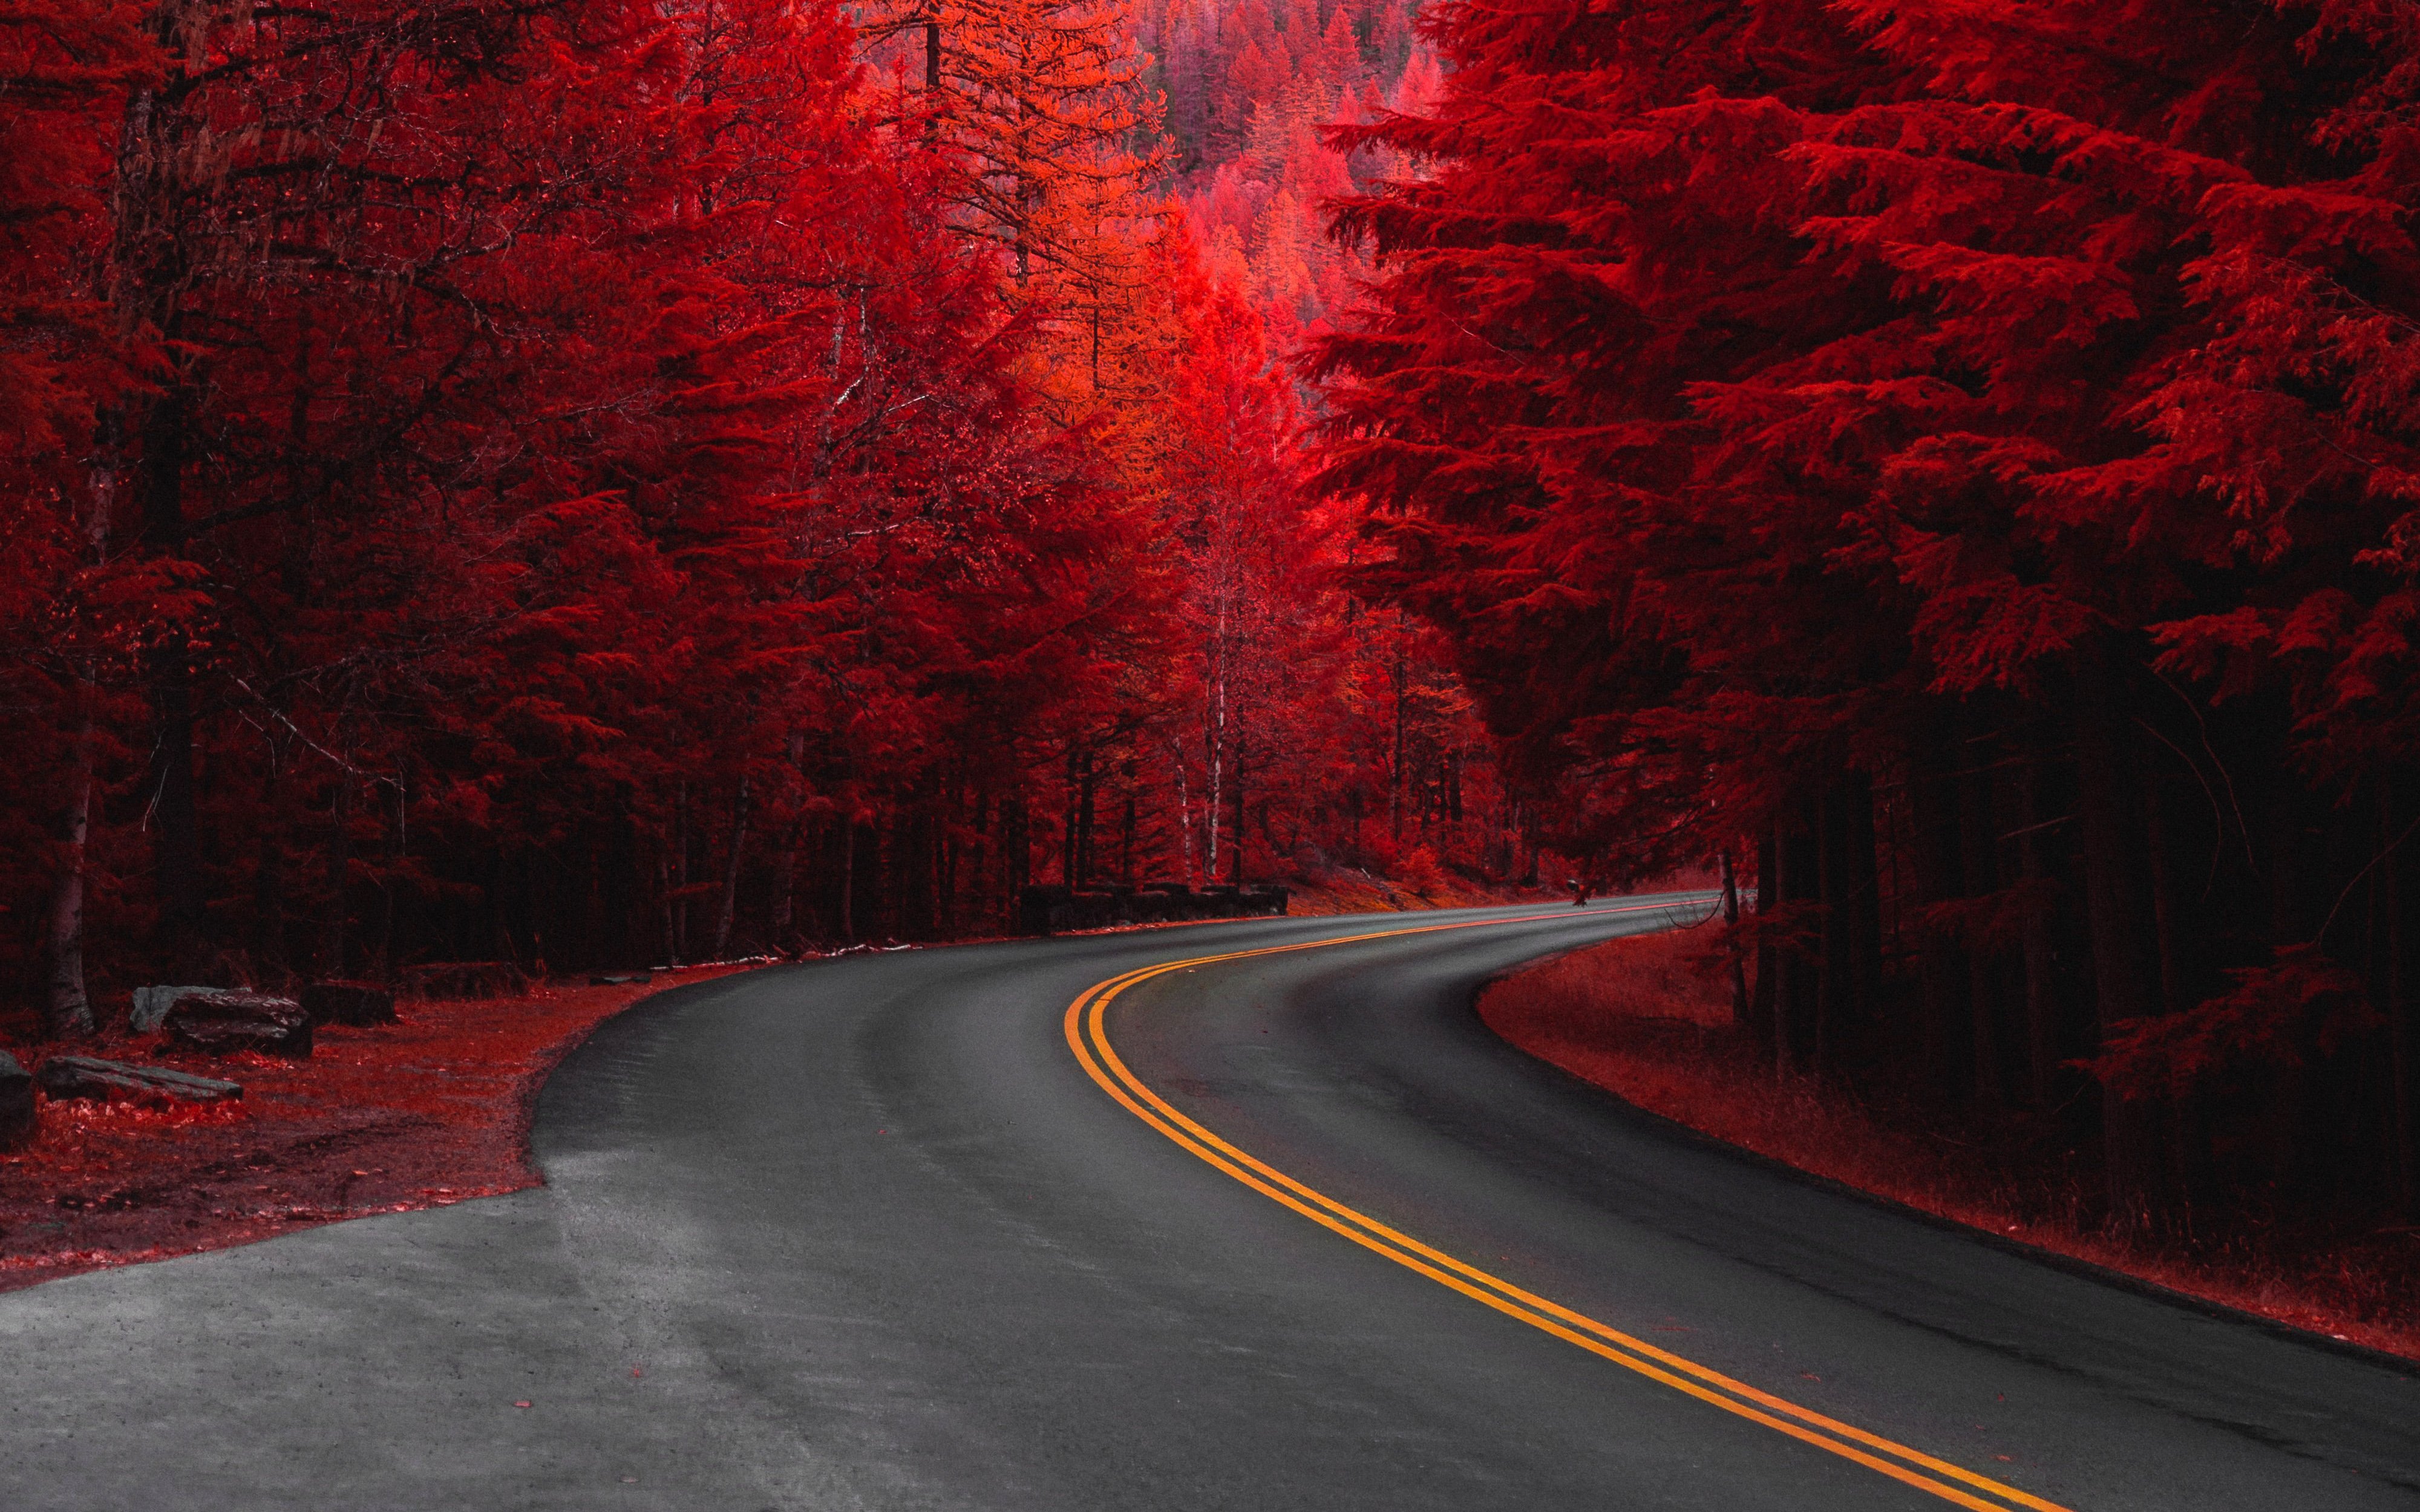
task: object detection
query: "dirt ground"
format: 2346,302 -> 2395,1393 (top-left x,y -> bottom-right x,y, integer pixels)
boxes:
0,966 -> 754,1292
1479,925 -> 2420,1364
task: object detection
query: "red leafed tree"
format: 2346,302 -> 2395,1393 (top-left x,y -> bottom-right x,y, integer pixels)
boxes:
0,0 -> 1552,1046
1318,0 -> 2420,1228
0,0 -> 156,1034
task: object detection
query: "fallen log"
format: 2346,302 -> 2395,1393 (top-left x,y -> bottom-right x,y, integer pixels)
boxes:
36,1055 -> 244,1105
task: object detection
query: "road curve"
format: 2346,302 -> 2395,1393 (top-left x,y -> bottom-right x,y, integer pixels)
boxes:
1,898 -> 2415,1510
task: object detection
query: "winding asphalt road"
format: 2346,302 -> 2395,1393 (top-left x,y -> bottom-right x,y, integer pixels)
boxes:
2,898 -> 2415,1510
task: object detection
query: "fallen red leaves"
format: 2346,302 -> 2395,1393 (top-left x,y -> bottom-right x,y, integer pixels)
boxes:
0,968 -> 750,1291
1480,929 -> 2420,1363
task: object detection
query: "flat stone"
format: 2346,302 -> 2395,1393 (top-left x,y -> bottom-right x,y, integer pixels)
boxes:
300,980 -> 396,1026
165,991 -> 312,1059
129,985 -> 223,1034
36,1055 -> 243,1104
0,1052 -> 32,1150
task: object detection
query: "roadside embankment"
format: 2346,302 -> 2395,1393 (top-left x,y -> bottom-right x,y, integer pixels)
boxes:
1479,927 -> 2420,1363
0,966 -> 753,1291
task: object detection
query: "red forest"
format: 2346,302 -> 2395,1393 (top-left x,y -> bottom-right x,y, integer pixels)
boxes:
1,0 -> 1529,1025
1318,0 -> 2420,1239
9,0 -> 2420,1259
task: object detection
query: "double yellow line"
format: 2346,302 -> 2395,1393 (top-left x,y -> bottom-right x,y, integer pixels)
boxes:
1062,904 -> 2073,1512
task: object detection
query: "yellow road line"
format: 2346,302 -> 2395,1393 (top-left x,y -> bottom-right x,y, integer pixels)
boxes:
1062,903 -> 2073,1512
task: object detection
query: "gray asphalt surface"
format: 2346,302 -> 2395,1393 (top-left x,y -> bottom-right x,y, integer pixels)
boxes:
1,898 -> 2414,1510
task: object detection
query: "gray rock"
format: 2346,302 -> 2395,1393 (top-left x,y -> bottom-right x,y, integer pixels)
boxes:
0,1052 -> 32,1150
129,985 -> 221,1034
35,1055 -> 243,1104
164,991 -> 312,1058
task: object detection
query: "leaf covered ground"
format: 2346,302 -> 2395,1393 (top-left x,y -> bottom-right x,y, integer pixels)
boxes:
0,969 -> 748,1291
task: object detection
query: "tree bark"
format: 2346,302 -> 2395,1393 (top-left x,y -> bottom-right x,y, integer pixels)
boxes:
2073,647 -> 2167,1227
1814,772 -> 1879,1082
323,778 -> 354,977
1750,825 -> 1778,1055
43,705 -> 99,1038
672,780 -> 691,962
1719,849 -> 1748,1031
839,814 -> 857,943
1775,800 -> 1820,1078
715,775 -> 751,957
47,420 -> 120,1037
1909,721 -> 1969,1100
2389,775 -> 2415,1219
2018,754 -> 2064,1109
1960,748 -> 2004,1107
113,39 -> 209,974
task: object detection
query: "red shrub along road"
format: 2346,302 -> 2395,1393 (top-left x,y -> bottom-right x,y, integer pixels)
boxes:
0,969 -> 751,1291
1479,928 -> 2420,1364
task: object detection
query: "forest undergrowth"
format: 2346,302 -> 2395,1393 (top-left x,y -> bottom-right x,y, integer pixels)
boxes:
1479,930 -> 2420,1364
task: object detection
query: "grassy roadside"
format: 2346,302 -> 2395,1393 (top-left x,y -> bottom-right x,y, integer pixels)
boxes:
1477,927 -> 2420,1363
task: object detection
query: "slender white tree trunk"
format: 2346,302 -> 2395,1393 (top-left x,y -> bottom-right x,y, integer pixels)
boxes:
44,429 -> 115,1037
1206,599 -> 1228,878
44,707 -> 98,1037
1172,744 -> 1194,885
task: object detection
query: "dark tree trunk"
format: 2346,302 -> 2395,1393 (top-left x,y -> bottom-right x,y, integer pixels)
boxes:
658,849 -> 679,966
371,784 -> 400,977
715,775 -> 751,957
771,815 -> 802,951
1075,752 -> 1098,888
1062,746 -> 1081,886
1720,849 -> 1748,1031
2017,754 -> 2065,1110
42,714 -> 99,1038
253,755 -> 290,973
1776,798 -> 1821,1077
323,779 -> 354,977
1814,771 -> 1880,1082
1003,789 -> 1030,913
1121,792 -> 1137,884
122,72 -> 208,974
2073,648 -> 2168,1227
1909,719 -> 1970,1100
671,781 -> 692,962
2389,775 -> 2416,1219
1750,825 -> 1778,1055
839,816 -> 858,943
897,804 -> 937,940
1960,747 -> 2005,1107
